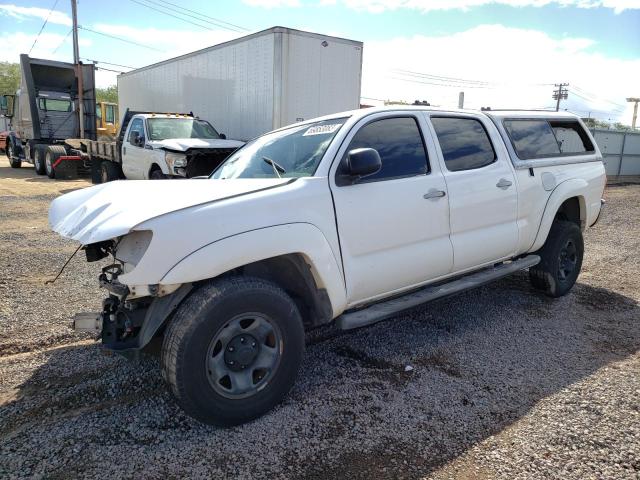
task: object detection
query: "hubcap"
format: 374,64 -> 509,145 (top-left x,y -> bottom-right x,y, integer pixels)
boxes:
206,314 -> 281,399
45,153 -> 52,173
558,239 -> 577,281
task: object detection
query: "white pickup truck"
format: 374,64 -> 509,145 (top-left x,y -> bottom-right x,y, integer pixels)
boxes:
85,111 -> 245,182
50,107 -> 606,426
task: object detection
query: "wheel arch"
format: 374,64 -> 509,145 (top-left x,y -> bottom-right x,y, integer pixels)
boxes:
157,223 -> 347,323
530,178 -> 588,252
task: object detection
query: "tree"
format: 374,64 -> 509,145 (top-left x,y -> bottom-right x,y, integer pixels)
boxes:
0,62 -> 20,95
95,85 -> 118,104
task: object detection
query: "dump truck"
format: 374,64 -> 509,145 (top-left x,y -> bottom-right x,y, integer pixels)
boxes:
2,55 -> 242,181
1,54 -> 96,178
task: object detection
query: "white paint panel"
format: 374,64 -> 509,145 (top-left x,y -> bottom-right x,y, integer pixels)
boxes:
280,32 -> 362,128
118,33 -> 275,141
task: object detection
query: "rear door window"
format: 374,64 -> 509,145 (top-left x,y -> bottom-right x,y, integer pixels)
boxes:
344,116 -> 429,183
431,117 -> 496,171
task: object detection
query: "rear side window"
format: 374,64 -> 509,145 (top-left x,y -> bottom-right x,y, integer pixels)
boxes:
345,117 -> 429,182
431,117 -> 496,171
550,121 -> 594,154
503,119 -> 593,159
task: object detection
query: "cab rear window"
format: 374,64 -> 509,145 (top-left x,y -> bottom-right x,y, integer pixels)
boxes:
503,119 -> 594,159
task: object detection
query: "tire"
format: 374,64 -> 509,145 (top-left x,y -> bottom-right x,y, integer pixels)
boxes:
529,220 -> 584,297
7,143 -> 21,168
161,276 -> 305,426
44,145 -> 66,179
150,168 -> 166,180
33,146 -> 46,175
100,161 -> 121,183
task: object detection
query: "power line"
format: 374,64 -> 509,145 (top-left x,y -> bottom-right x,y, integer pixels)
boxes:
390,75 -> 492,89
78,26 -> 163,52
81,58 -> 136,69
393,68 -> 492,86
572,84 -> 627,109
28,0 -> 61,54
52,28 -> 72,54
129,0 -> 245,32
156,0 -> 249,31
570,90 -> 625,113
142,0 -> 248,32
95,66 -> 127,74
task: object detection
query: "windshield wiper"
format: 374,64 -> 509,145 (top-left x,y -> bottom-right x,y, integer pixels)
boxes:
263,156 -> 286,178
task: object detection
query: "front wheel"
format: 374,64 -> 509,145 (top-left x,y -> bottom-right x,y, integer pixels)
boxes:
529,220 -> 584,297
7,143 -> 21,168
161,277 -> 305,426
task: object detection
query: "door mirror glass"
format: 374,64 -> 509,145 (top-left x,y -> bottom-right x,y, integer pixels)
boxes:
347,148 -> 382,180
1,95 -> 15,118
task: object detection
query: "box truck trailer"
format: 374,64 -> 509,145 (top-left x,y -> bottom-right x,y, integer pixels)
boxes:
117,26 -> 364,141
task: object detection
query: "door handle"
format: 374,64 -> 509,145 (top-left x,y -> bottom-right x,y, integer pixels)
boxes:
423,189 -> 446,199
496,178 -> 512,189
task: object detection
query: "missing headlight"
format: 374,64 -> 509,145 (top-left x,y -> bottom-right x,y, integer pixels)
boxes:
115,230 -> 153,268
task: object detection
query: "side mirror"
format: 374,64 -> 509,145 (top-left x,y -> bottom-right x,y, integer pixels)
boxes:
1,94 -> 15,118
346,148 -> 381,180
219,133 -> 226,139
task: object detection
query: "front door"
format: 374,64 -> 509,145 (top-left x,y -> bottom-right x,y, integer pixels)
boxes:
122,117 -> 146,179
330,113 -> 454,305
428,113 -> 518,272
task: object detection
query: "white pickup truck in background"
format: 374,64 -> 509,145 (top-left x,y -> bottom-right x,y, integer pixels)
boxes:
50,106 -> 606,426
86,111 -> 244,183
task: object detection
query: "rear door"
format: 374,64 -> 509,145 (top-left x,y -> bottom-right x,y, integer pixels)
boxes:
329,112 -> 453,305
427,113 -> 518,272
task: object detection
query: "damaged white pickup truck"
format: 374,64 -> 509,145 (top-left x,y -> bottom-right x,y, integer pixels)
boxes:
50,107 -> 606,426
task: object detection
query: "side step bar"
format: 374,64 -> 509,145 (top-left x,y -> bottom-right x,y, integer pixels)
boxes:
336,255 -> 540,331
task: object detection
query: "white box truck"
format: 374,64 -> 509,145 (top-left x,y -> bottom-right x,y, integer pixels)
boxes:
117,27 -> 363,141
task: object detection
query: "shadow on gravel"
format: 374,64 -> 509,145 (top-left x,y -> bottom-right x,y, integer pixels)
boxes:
2,273 -> 639,479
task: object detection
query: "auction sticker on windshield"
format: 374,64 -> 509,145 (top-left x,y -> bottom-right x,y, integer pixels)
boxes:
302,124 -> 343,136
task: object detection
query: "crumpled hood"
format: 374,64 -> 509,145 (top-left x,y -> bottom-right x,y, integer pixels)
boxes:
149,138 -> 244,151
49,178 -> 289,245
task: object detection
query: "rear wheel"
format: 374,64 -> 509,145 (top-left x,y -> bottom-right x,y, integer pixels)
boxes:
100,161 -> 121,183
529,220 -> 584,297
161,277 -> 305,426
33,146 -> 46,175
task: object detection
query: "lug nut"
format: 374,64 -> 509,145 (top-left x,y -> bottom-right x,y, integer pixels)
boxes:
251,342 -> 256,347
228,360 -> 234,365
228,346 -> 234,352
240,337 -> 245,343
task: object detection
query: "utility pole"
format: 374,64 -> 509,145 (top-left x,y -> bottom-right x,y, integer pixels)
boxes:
458,92 -> 464,109
627,97 -> 639,129
552,83 -> 569,112
70,0 -> 84,138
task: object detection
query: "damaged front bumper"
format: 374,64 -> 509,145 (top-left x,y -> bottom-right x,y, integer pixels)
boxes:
75,255 -> 193,352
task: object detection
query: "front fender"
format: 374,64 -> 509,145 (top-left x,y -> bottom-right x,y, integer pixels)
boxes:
160,223 -> 347,317
530,178 -> 587,252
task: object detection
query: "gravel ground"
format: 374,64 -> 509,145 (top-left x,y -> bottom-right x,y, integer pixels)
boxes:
1,157 -> 639,479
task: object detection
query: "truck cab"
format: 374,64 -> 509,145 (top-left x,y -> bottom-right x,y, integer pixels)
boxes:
118,113 -> 244,180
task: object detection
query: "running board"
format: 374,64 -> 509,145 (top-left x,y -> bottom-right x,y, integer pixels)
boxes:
336,255 -> 540,331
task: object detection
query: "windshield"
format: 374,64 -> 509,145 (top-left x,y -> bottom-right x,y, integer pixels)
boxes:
147,118 -> 220,141
212,118 -> 347,179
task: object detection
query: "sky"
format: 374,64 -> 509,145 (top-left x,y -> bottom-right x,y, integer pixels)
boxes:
1,0 -> 639,124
